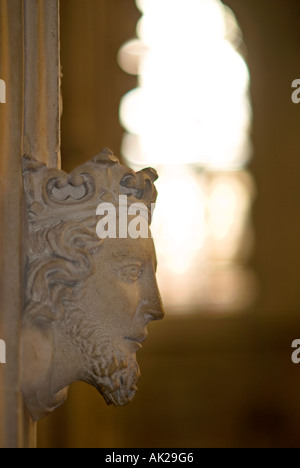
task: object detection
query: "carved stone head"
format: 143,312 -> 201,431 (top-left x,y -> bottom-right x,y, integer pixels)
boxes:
21,148 -> 164,421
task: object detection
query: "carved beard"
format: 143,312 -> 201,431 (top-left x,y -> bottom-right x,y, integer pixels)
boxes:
62,310 -> 141,406
89,339 -> 141,406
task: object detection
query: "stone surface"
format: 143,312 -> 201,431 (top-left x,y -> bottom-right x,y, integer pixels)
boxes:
0,0 -> 61,448
21,149 -> 164,421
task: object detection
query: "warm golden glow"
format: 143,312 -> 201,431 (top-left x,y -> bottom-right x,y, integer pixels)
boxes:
119,0 -> 252,170
118,0 -> 256,311
151,167 -> 206,274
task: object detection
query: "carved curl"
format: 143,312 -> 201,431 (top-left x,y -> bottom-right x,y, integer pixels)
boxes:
25,217 -> 103,323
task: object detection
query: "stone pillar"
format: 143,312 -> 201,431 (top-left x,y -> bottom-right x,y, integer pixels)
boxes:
0,0 -> 61,448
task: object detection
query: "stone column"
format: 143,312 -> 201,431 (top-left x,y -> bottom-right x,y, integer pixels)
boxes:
0,0 -> 61,448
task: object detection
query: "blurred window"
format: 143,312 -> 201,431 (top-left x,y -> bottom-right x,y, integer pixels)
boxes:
118,0 -> 256,312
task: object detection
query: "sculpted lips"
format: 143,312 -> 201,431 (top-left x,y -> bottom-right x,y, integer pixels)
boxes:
125,333 -> 148,351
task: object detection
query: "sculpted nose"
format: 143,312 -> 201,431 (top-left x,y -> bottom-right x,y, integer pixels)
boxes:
142,288 -> 165,322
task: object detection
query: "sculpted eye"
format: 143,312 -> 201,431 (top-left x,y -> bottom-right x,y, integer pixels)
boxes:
120,265 -> 142,282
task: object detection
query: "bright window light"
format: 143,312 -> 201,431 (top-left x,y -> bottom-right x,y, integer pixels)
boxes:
118,0 -> 256,312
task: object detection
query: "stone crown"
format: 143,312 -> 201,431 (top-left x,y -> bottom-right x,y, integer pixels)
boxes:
23,148 -> 158,228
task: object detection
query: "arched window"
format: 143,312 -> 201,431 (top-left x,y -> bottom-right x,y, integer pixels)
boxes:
118,0 -> 256,312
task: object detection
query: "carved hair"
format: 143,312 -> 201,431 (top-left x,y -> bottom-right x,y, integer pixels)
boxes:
25,216 -> 103,323
23,149 -> 158,324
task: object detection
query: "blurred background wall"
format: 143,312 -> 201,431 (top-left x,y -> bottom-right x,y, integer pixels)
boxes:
38,0 -> 300,448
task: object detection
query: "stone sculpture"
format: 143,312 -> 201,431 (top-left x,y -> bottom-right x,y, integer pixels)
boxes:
21,148 -> 164,421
